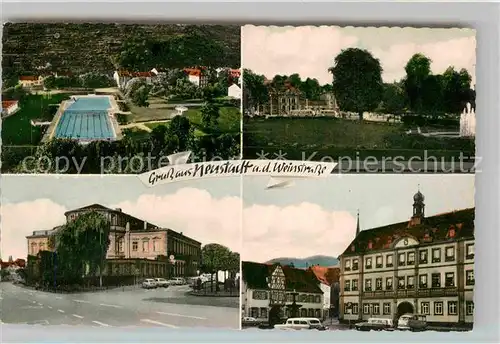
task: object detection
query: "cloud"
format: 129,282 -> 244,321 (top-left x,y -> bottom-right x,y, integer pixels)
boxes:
242,25 -> 476,85
0,199 -> 67,260
242,202 -> 356,263
112,188 -> 242,253
1,188 -> 242,260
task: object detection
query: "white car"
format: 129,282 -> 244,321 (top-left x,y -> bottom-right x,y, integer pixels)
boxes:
169,277 -> 186,285
142,278 -> 157,289
154,278 -> 169,287
274,318 -> 327,330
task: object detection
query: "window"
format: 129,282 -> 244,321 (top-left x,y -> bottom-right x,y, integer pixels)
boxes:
386,277 -> 393,290
252,291 -> 268,300
345,259 -> 351,271
260,308 -> 268,319
372,304 -> 380,315
466,270 -> 475,286
363,304 -> 370,315
352,279 -> 358,291
445,272 -> 455,287
315,295 -> 321,303
153,240 -> 158,252
118,239 -> 124,253
375,278 -> 382,291
132,241 -> 138,251
407,276 -> 415,289
466,243 -> 475,259
386,254 -> 393,267
344,303 -> 350,314
398,253 -> 406,266
250,307 -> 259,318
398,276 -> 405,289
376,256 -> 383,268
353,259 -> 359,270
445,246 -> 455,262
448,301 -> 458,315
39,243 -> 45,251
30,242 -> 37,254
434,301 -> 444,315
419,274 -> 428,288
407,252 -> 415,265
431,273 -> 441,288
365,257 -> 372,269
365,279 -> 372,291
419,250 -> 428,264
383,303 -> 391,315
344,280 -> 351,291
352,303 -> 359,314
466,301 -> 474,316
432,248 -> 441,263
142,240 -> 149,252
421,302 -> 430,315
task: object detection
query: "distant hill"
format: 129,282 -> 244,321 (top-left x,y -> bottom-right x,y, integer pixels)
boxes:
266,255 -> 339,269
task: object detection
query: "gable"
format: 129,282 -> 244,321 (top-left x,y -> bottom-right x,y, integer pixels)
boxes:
393,236 -> 419,249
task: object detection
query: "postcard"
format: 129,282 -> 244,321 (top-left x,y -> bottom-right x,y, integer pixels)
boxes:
241,25 -> 476,173
0,175 -> 241,329
1,23 -> 241,174
241,174 -> 475,332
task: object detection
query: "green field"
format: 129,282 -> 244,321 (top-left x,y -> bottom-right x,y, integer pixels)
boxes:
1,93 -> 69,145
243,117 -> 475,161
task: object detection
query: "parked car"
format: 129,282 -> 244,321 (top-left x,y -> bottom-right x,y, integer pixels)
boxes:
169,277 -> 186,285
142,278 -> 157,289
274,317 -> 327,331
398,314 -> 428,331
355,318 -> 394,331
154,278 -> 169,288
241,316 -> 261,327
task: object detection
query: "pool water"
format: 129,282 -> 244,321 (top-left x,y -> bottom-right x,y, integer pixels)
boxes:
54,97 -> 115,141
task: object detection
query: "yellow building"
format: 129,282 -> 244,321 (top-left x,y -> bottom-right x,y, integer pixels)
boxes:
339,191 -> 474,329
26,204 -> 202,277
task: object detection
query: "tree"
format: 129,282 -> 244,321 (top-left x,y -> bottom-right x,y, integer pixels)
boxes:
441,67 -> 474,114
201,243 -> 232,292
131,85 -> 151,107
329,48 -> 384,120
403,53 -> 432,112
200,102 -> 220,128
381,82 -> 407,115
79,72 -> 114,89
54,211 -> 111,286
167,115 -> 195,152
242,69 -> 269,114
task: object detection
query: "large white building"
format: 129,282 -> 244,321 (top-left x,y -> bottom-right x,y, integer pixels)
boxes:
339,191 -> 474,329
241,261 -> 324,322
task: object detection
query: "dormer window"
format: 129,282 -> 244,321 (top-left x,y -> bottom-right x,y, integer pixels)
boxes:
367,240 -> 373,249
350,245 -> 355,252
448,227 -> 456,239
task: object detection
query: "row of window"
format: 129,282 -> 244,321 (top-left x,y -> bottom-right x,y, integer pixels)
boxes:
116,238 -> 198,256
30,242 -> 46,254
344,301 -> 474,316
252,290 -> 322,304
344,244 -> 474,271
344,270 -> 475,292
248,307 -> 321,319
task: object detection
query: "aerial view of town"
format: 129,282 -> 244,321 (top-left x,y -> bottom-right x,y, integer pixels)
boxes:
242,26 -> 476,171
1,23 -> 241,174
0,175 -> 241,328
240,174 -> 475,332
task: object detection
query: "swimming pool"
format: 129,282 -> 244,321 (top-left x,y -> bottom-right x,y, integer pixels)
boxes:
54,96 -> 116,141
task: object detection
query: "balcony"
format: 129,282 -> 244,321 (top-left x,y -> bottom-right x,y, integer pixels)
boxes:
361,287 -> 459,299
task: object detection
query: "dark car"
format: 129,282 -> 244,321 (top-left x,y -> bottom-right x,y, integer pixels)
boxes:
355,318 -> 394,331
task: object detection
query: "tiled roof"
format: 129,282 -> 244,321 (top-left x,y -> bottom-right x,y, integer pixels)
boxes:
117,71 -> 155,77
242,261 -> 323,294
309,266 -> 340,286
2,100 -> 18,110
19,75 -> 39,81
229,69 -> 240,77
183,68 -> 202,77
341,208 -> 475,256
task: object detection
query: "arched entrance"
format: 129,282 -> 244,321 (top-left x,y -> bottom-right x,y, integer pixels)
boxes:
397,301 -> 414,318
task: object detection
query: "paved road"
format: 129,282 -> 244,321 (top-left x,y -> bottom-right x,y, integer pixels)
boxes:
0,282 -> 238,329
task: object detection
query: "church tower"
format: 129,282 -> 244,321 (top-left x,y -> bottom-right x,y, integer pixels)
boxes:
355,209 -> 360,237
410,187 -> 425,226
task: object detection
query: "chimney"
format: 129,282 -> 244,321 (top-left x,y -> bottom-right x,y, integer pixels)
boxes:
126,222 -> 130,231
115,208 -> 122,212
143,221 -> 147,230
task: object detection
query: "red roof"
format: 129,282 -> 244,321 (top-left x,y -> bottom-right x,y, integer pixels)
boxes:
117,71 -> 155,78
229,69 -> 241,78
309,266 -> 340,286
19,76 -> 39,81
184,68 -> 202,77
2,100 -> 18,110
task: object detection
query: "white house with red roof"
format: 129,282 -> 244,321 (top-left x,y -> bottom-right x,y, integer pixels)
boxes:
1,100 -> 20,118
18,75 -> 43,88
183,67 -> 209,88
227,83 -> 241,99
113,70 -> 156,89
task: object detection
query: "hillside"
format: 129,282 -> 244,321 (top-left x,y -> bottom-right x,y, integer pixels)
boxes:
2,23 -> 240,82
266,255 -> 339,269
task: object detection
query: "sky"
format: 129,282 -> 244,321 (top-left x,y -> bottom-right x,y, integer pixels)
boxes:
1,174 -> 475,264
241,174 -> 475,263
242,25 -> 476,85
0,175 -> 242,261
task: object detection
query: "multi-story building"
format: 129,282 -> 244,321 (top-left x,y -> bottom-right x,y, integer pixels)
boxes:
26,204 -> 202,277
241,261 -> 324,322
183,67 -> 209,88
339,191 -> 474,329
309,265 -> 341,319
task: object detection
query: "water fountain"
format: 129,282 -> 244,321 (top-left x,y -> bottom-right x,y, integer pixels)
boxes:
460,102 -> 476,137
175,106 -> 188,117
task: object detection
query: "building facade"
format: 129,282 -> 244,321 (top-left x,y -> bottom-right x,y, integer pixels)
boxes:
26,204 -> 202,277
183,67 -> 209,88
241,261 -> 324,322
113,70 -> 156,89
18,75 -> 43,88
339,191 -> 474,329
309,265 -> 341,319
227,83 -> 241,99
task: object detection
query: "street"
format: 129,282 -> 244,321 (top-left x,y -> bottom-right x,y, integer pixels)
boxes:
0,282 -> 239,329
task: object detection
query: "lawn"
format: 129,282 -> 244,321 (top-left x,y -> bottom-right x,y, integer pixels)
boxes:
185,106 -> 241,133
1,93 -> 70,145
243,117 -> 475,161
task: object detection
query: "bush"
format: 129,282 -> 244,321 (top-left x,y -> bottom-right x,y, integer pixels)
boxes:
116,113 -> 130,125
